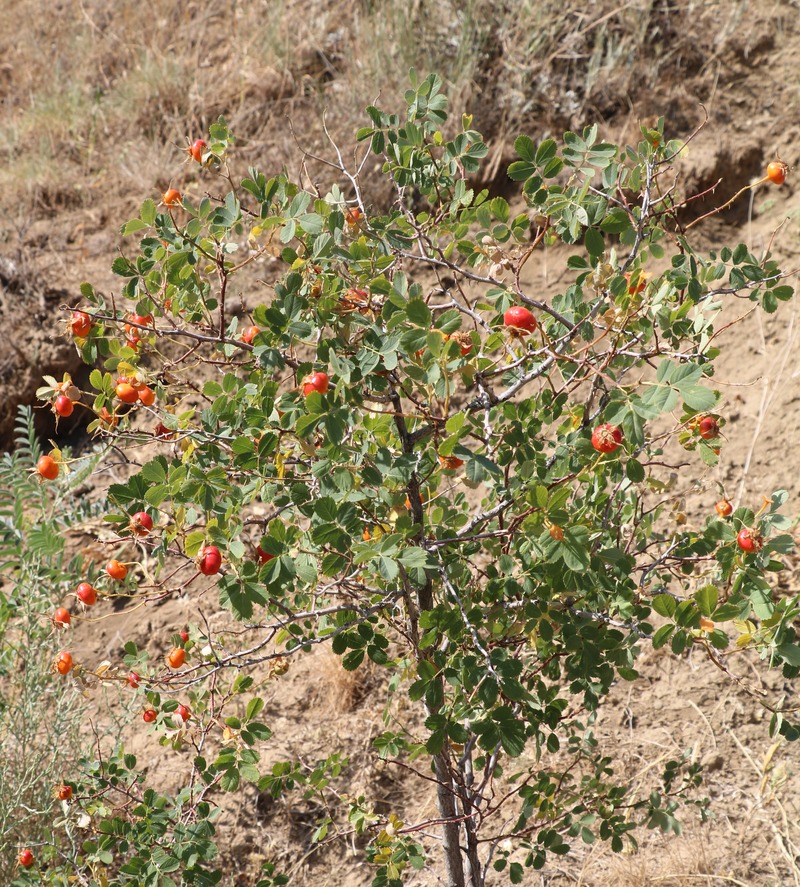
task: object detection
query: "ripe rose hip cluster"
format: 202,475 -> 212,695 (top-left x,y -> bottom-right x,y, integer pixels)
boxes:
49,509 -> 224,697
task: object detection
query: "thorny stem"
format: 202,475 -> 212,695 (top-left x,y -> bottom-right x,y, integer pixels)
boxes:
685,175 -> 771,232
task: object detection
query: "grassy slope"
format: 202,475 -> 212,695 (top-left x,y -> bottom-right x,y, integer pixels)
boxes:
0,0 -> 757,233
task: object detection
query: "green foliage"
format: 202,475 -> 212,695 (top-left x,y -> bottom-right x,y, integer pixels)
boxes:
76,750 -> 221,887
25,75 -> 799,885
0,408 -> 105,878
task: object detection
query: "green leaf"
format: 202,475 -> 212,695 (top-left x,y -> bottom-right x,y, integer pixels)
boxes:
749,585 -> 774,620
600,208 -> 632,234
568,255 -> 589,269
245,697 -> 265,721
560,526 -> 590,571
445,413 -> 465,434
246,722 -> 272,741
465,453 -> 502,484
111,256 -> 137,277
777,643 -> 800,667
584,227 -> 604,258
493,707 -> 526,757
141,198 -> 157,226
694,586 -> 718,617
220,767 -> 240,792
773,285 -> 793,301
490,196 -> 509,223
342,649 -> 365,671
682,386 -> 717,412
151,848 -> 180,873
426,730 -> 445,756
671,630 -> 688,655
140,458 -> 167,485
298,213 -> 324,234
402,328 -> 428,354
652,594 -> 676,618
626,458 -> 645,483
514,135 -> 536,162
535,138 -> 557,165
763,290 -> 778,313
121,218 -> 149,236
508,160 -> 536,181
185,530 -> 206,558
219,580 -> 267,621
398,547 -> 434,571
371,130 -> 385,154
378,556 -> 399,581
407,299 -> 432,327
712,603 -> 743,622
637,383 -> 678,417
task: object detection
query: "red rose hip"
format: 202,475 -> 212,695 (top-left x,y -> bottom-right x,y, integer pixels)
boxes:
715,499 -> 733,517
737,527 -> 762,553
168,647 -> 186,669
130,511 -> 153,536
56,651 -> 73,675
698,416 -> 719,440
241,325 -> 260,345
54,395 -> 74,417
591,423 -> 623,454
767,160 -> 788,186
188,139 -> 207,163
303,372 -> 329,396
37,455 -> 59,480
503,306 -> 537,333
18,848 -> 34,868
256,545 -> 274,565
106,559 -> 128,580
198,545 -> 222,575
70,310 -> 92,337
76,582 -> 97,606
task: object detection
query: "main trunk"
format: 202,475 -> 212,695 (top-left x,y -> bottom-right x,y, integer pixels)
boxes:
433,746 -> 466,887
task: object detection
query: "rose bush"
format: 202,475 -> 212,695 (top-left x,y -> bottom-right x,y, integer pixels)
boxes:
16,72 -> 799,886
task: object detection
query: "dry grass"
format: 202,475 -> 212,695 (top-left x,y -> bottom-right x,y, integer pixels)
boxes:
0,0 -> 766,239
0,0 -> 489,225
319,649 -> 379,713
